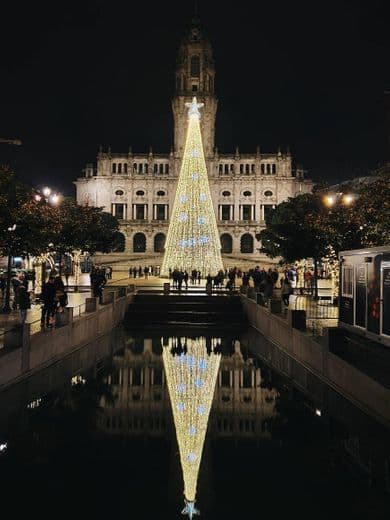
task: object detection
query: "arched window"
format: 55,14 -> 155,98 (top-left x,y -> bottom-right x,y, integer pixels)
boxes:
133,233 -> 146,253
112,232 -> 125,252
154,233 -> 166,253
240,234 -> 254,254
220,234 -> 233,254
190,55 -> 200,77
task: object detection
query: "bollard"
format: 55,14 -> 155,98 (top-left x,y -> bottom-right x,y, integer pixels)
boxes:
163,282 -> 170,295
85,297 -> 98,312
288,309 -> 307,330
269,299 -> 282,314
256,293 -> 266,306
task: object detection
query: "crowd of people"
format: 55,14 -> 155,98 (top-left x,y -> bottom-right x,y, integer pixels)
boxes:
128,265 -> 159,278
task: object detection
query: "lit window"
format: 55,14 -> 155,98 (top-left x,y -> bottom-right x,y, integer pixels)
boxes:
342,266 -> 353,297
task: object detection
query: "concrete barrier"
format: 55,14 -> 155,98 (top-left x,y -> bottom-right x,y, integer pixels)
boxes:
240,293 -> 390,426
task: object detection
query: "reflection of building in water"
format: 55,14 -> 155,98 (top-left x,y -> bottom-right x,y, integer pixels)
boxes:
98,336 -> 278,439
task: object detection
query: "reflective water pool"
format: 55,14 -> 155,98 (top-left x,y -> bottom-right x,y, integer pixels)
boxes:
0,327 -> 389,519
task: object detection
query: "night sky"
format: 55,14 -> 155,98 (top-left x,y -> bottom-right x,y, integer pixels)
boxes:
0,0 -> 389,195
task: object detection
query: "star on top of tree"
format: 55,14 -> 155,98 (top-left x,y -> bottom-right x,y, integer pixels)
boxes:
185,97 -> 204,118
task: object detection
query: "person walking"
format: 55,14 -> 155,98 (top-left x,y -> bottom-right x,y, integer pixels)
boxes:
18,285 -> 30,324
197,270 -> 201,285
183,270 -> 189,290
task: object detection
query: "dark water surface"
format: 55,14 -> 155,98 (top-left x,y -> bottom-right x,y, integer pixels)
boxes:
0,326 -> 389,519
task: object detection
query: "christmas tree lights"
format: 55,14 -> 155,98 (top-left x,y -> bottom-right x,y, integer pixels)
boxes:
162,336 -> 221,518
161,97 -> 224,276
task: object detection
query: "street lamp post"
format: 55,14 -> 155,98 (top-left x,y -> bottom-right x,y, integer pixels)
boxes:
2,224 -> 16,313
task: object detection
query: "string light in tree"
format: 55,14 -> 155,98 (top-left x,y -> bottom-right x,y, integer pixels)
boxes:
161,97 -> 224,276
162,336 -> 221,518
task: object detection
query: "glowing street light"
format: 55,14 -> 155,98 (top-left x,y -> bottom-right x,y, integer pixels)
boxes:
342,194 -> 354,205
324,195 -> 335,207
42,187 -> 51,198
50,193 -> 60,205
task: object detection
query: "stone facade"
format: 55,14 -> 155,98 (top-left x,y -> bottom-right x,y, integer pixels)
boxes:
75,18 -> 313,268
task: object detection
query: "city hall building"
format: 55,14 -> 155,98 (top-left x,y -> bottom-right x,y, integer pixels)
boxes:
74,17 -> 313,268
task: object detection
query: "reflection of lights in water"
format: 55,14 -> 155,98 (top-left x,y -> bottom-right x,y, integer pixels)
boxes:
27,398 -> 42,409
0,442 -> 8,454
162,336 -> 221,518
71,375 -> 86,386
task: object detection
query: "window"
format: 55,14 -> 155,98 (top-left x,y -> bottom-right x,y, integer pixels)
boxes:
220,233 -> 232,254
112,203 -> 126,219
264,190 -> 273,197
123,163 -> 128,174
242,205 -> 251,220
272,164 -> 276,174
112,163 -> 117,174
118,163 -> 122,174
221,371 -> 230,387
135,205 -> 145,220
192,84 -> 198,92
157,190 -> 165,196
221,205 -> 231,220
243,190 -> 252,197
342,266 -> 354,297
190,55 -> 200,77
240,234 -> 254,253
154,233 -> 166,253
136,190 -> 145,196
155,204 -> 166,220
133,233 -> 146,253
222,190 -> 231,197
115,189 -> 124,196
261,164 -> 265,174
263,204 -> 274,221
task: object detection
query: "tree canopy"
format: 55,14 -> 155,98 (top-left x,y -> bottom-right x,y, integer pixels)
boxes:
0,167 -> 120,259
259,170 -> 390,264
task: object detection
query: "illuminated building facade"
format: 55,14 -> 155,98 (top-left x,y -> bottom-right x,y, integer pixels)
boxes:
75,17 -> 313,268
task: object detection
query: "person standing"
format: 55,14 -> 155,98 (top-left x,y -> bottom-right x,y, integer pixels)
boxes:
197,270 -> 201,285
40,276 -> 56,327
18,285 -> 30,324
281,276 -> 292,306
183,271 -> 189,290
144,266 -> 149,279
64,265 -> 71,286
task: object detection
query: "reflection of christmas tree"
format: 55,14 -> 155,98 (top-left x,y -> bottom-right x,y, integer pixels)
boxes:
162,337 -> 221,518
161,97 -> 224,276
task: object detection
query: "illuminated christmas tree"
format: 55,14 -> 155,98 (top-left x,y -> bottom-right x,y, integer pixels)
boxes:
161,97 -> 224,276
162,337 -> 221,518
